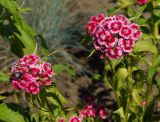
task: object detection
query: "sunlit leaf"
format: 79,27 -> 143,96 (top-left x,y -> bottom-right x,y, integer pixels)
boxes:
0,103 -> 27,122
107,7 -> 119,15
53,64 -> 76,76
133,40 -> 158,54
132,89 -> 142,105
113,107 -> 125,118
46,86 -> 67,104
115,68 -> 128,90
0,72 -> 9,83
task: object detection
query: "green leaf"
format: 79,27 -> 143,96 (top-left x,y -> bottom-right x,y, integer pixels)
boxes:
147,66 -> 156,84
128,7 -> 136,17
153,7 -> 160,17
0,96 -> 6,101
46,86 -> 67,104
137,5 -> 147,15
0,72 -> 9,83
14,23 -> 36,55
46,96 -> 61,117
152,1 -> 160,8
0,103 -> 27,122
137,18 -> 147,26
115,68 -> 128,90
106,7 -> 119,16
132,89 -> 142,105
53,64 -> 76,76
141,34 -> 153,40
81,36 -> 92,45
93,73 -> 101,80
113,107 -> 125,118
88,49 -> 95,58
133,40 -> 158,54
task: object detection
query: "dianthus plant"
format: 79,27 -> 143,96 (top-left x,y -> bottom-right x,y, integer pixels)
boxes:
10,54 -> 67,121
85,8 -> 159,121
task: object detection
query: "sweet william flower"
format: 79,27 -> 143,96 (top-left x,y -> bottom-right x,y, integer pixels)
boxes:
29,65 -> 41,80
26,81 -> 39,94
79,105 -> 96,118
17,79 -> 26,89
58,117 -> 65,122
85,14 -> 142,60
42,62 -> 54,77
69,116 -> 81,122
137,0 -> 148,5
118,38 -> 135,53
108,20 -> 123,34
10,54 -> 55,95
119,26 -> 133,39
97,106 -> 107,119
20,54 -> 40,65
11,80 -> 20,90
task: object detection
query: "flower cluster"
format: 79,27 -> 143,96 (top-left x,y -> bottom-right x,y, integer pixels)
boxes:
137,0 -> 148,5
58,116 -> 81,122
85,14 -> 142,59
10,54 -> 54,94
58,95 -> 107,122
79,104 -> 107,120
58,105 -> 107,122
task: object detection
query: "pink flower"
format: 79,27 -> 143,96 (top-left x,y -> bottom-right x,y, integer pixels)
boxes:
39,73 -> 53,86
23,73 -> 34,81
108,20 -> 123,34
114,15 -> 129,24
84,22 -> 97,35
119,38 -> 135,53
83,96 -> 96,102
20,54 -> 39,65
131,24 -> 142,40
69,116 -> 81,122
85,14 -> 142,60
29,65 -> 41,80
93,41 -> 102,51
12,80 -> 20,90
10,54 -> 59,94
141,100 -> 147,107
79,105 -> 96,119
58,117 -> 65,122
86,105 -> 96,117
79,109 -> 87,118
97,106 -> 107,119
95,28 -> 111,41
120,26 -> 133,39
42,62 -> 53,77
107,37 -> 118,47
137,0 -> 148,5
17,79 -> 26,89
25,81 -> 39,94
90,13 -> 105,23
106,46 -> 122,59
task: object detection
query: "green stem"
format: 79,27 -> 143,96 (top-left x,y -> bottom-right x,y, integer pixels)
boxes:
153,20 -> 159,45
107,59 -> 121,109
124,58 -> 132,122
108,59 -> 115,74
125,96 -> 129,122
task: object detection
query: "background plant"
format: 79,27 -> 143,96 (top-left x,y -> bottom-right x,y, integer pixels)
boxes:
0,0 -> 68,122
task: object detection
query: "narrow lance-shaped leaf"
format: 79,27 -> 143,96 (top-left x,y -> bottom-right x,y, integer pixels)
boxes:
0,103 -> 27,122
